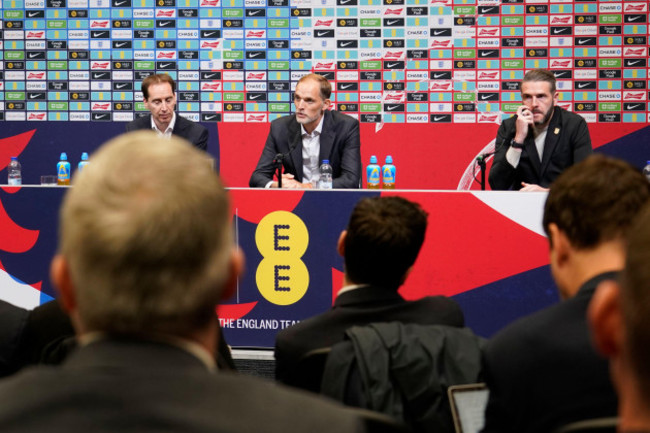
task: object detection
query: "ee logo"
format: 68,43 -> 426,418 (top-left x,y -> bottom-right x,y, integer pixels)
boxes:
255,211 -> 309,305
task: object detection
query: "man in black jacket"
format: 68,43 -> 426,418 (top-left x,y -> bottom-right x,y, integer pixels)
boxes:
482,155 -> 650,433
249,73 -> 361,188
275,196 -> 464,387
126,73 -> 210,151
489,69 -> 592,191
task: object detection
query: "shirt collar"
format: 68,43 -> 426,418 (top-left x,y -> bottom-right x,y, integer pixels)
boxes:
300,113 -> 325,137
151,112 -> 176,135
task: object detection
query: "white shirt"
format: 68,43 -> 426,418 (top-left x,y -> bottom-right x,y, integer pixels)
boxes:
506,127 -> 548,168
150,112 -> 176,138
301,115 -> 325,185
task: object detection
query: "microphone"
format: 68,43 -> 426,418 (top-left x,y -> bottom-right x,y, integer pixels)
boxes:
273,140 -> 299,188
476,151 -> 495,163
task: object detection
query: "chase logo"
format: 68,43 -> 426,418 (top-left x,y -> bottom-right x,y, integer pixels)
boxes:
255,211 -> 309,306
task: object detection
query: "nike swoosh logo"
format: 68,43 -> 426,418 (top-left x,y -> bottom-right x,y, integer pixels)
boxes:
578,39 -> 591,44
480,51 -> 495,56
93,114 -> 109,119
115,84 -> 128,88
92,32 -> 106,37
480,7 -> 497,13
480,95 -> 493,100
627,60 -> 641,65
158,21 -> 171,26
434,116 -> 447,121
203,73 -> 218,79
29,94 -> 43,99
203,32 -> 217,37
627,104 -> 641,109
159,63 -> 171,68
433,73 -> 447,79
340,0 -> 352,3
553,28 -> 568,34
27,12 -> 41,17
248,10 -> 262,15
433,30 -> 446,35
386,20 -> 400,25
249,94 -> 262,99
248,53 -> 261,58
204,115 -> 217,120
340,41 -> 354,47
577,83 -> 591,88
115,42 -> 128,47
340,84 -> 354,89
28,53 -> 41,58
316,31 -> 330,36
386,63 -> 400,68
555,72 -> 568,77
627,16 -> 641,21
386,105 -> 399,111
115,0 -> 127,5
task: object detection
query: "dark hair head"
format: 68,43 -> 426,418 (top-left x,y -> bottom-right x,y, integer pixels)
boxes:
344,196 -> 428,289
543,154 -> 650,249
621,204 -> 650,403
522,68 -> 557,94
297,73 -> 332,100
141,73 -> 176,100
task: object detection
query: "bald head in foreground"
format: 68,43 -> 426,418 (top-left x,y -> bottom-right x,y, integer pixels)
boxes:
0,131 -> 365,433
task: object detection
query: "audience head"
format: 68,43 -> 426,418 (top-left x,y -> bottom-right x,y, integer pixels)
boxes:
52,131 -> 241,340
543,154 -> 650,250
340,196 -> 428,290
590,204 -> 650,425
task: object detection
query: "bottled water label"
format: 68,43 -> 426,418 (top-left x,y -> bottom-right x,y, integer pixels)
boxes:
8,178 -> 21,186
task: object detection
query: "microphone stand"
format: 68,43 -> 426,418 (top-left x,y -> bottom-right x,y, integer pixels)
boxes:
476,152 -> 494,191
274,153 -> 284,189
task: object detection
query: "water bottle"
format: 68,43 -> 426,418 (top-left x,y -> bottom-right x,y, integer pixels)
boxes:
366,155 -> 381,189
644,161 -> 650,182
318,160 -> 333,190
57,152 -> 71,186
78,152 -> 89,172
382,155 -> 396,189
7,157 -> 21,186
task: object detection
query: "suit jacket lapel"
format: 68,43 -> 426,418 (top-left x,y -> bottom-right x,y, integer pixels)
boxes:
540,107 -> 561,176
288,117 -> 304,181
172,114 -> 186,137
318,110 -> 334,165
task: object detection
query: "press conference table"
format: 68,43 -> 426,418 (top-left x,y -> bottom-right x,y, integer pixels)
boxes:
0,187 -> 557,348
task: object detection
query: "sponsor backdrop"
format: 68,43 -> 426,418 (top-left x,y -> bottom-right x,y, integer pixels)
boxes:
0,0 -> 649,189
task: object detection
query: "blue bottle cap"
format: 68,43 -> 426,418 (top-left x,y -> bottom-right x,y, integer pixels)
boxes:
370,155 -> 377,164
385,155 -> 393,164
60,152 -> 68,161
81,152 -> 89,161
322,159 -> 329,164
11,156 -> 17,161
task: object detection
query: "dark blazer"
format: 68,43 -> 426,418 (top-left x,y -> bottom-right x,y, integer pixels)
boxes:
0,338 -> 364,433
125,114 -> 210,151
274,285 -> 465,384
249,110 -> 361,188
0,300 -> 236,373
481,272 -> 619,433
488,106 -> 592,190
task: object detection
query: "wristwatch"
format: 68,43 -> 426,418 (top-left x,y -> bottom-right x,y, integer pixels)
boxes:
510,138 -> 525,149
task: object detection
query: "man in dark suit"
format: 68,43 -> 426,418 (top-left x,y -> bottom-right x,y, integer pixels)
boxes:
0,131 -> 365,433
249,73 -> 361,188
125,73 -> 210,151
482,155 -> 650,433
489,69 -> 592,191
274,196 -> 465,386
590,205 -> 650,432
